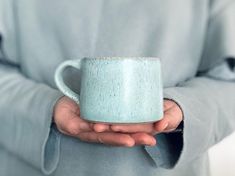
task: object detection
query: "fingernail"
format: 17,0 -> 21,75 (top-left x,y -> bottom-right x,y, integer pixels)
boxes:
163,123 -> 168,130
151,139 -> 157,146
126,141 -> 135,147
95,125 -> 106,132
111,126 -> 120,132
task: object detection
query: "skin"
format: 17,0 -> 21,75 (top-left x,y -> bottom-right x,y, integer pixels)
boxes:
53,96 -> 183,147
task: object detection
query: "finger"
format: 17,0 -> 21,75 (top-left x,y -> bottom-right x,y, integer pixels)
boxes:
58,111 -> 92,135
130,133 -> 156,146
79,132 -> 135,147
154,112 -> 181,132
92,123 -> 111,132
111,123 -> 154,133
163,100 -> 175,111
163,128 -> 178,133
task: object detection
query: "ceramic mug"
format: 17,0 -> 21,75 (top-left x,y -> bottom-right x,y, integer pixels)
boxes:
55,57 -> 163,123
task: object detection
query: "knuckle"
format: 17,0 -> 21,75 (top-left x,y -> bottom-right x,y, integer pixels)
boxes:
67,122 -> 80,135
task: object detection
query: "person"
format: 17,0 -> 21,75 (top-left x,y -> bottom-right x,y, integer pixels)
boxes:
0,0 -> 234,175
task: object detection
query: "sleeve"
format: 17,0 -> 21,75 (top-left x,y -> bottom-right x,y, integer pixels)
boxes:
0,57 -> 64,175
145,0 -> 235,169
0,21 -> 63,175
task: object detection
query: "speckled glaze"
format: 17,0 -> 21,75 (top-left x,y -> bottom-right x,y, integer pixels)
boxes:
55,57 -> 163,123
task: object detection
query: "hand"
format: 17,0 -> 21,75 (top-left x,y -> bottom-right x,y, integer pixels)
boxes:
94,99 -> 183,134
154,99 -> 183,133
53,96 -> 156,147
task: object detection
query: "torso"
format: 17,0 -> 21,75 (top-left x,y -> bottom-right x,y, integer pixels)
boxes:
0,0 -> 210,175
1,0 -> 208,88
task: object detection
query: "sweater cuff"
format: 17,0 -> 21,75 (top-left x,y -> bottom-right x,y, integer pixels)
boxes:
40,90 -> 63,175
41,124 -> 61,175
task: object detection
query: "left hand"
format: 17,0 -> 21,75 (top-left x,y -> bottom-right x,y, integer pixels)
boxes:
91,99 -> 183,139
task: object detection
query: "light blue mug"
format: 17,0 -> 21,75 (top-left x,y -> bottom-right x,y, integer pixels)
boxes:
55,57 -> 163,123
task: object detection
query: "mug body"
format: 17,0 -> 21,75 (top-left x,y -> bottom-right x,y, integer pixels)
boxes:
79,57 -> 163,123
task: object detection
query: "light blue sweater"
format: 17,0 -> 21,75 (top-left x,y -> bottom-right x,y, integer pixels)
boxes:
0,0 -> 235,176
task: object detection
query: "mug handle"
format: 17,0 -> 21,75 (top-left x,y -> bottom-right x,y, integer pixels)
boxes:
54,59 -> 82,104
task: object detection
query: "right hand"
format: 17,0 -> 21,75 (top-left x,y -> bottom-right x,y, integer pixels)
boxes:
53,96 -> 156,147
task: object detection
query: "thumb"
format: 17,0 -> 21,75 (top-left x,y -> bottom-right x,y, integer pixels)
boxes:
57,111 -> 92,135
154,112 -> 181,133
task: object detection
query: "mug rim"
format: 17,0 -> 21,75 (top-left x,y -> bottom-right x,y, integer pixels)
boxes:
83,57 -> 161,61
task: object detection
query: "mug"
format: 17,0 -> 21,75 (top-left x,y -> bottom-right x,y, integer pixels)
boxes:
55,57 -> 163,123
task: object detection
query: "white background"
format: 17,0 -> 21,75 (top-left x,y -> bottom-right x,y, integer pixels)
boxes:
209,132 -> 235,176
